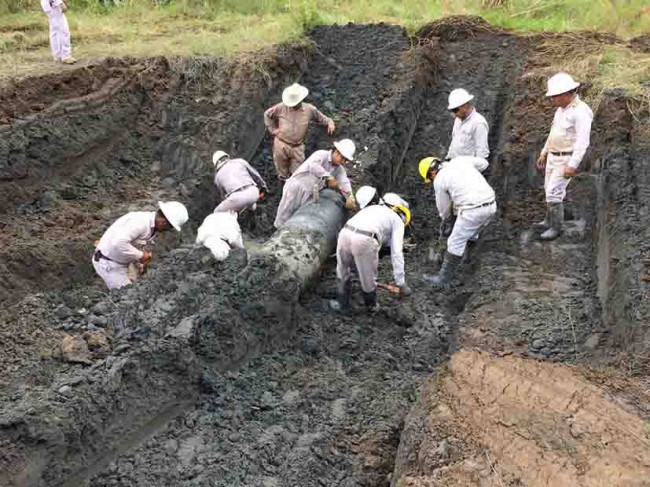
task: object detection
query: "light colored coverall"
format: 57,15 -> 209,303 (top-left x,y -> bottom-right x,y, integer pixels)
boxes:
540,96 -> 593,203
446,108 -> 490,162
214,158 -> 267,213
40,0 -> 72,61
434,157 -> 496,257
336,205 -> 406,293
92,212 -> 156,289
274,150 -> 352,228
264,103 -> 333,178
196,211 -> 244,261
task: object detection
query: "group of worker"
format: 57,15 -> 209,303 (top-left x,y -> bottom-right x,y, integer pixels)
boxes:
92,72 -> 593,314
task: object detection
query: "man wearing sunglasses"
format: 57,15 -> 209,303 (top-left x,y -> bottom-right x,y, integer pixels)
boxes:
446,88 -> 490,162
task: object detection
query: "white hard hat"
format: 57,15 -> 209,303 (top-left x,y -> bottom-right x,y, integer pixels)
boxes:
381,192 -> 409,209
333,139 -> 356,161
212,150 -> 229,168
158,201 -> 189,231
282,83 -> 309,108
356,186 -> 377,210
545,72 -> 580,97
448,88 -> 474,110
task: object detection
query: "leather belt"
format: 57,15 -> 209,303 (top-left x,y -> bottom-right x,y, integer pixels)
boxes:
550,151 -> 573,156
93,250 -> 128,265
275,135 -> 304,147
345,224 -> 380,244
226,184 -> 255,198
466,200 -> 495,211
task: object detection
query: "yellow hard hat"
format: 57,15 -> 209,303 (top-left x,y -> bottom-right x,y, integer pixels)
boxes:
418,157 -> 440,184
393,204 -> 412,227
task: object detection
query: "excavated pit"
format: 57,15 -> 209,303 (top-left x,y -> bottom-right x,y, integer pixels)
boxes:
1,17 -> 649,487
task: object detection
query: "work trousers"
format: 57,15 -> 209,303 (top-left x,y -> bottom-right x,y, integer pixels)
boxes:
447,202 -> 496,257
273,138 -> 305,179
274,174 -> 319,228
215,186 -> 259,213
46,9 -> 71,60
544,154 -> 572,203
336,228 -> 379,293
92,257 -> 140,290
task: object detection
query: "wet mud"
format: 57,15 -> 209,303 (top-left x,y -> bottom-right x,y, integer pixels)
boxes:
0,16 -> 649,487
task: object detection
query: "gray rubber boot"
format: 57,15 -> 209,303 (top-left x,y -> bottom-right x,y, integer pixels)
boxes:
540,202 -> 563,241
362,290 -> 379,312
423,252 -> 462,287
337,279 -> 352,315
536,205 -> 550,228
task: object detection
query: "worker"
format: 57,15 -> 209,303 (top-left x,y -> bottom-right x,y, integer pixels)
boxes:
92,201 -> 188,289
274,139 -> 356,228
335,187 -> 412,313
40,0 -> 76,64
446,88 -> 489,161
419,156 -> 496,286
196,210 -> 244,261
264,83 -> 336,180
535,73 -> 593,240
212,151 -> 267,213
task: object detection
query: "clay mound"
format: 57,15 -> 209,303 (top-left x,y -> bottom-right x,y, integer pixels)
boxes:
393,349 -> 650,486
415,15 -> 504,42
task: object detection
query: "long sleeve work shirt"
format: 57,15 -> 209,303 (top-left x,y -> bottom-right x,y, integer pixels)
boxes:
446,108 -> 490,160
434,157 -> 495,219
264,103 -> 332,145
541,95 -> 593,169
96,211 -> 156,264
292,149 -> 352,195
214,158 -> 266,199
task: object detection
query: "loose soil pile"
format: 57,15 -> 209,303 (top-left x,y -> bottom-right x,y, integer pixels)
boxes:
0,16 -> 649,487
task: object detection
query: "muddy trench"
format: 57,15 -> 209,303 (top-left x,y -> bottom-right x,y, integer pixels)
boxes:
1,18 -> 649,487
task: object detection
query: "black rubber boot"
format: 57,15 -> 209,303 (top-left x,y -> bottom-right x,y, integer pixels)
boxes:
362,290 -> 379,313
337,279 -> 352,315
540,202 -> 563,241
423,252 -> 462,287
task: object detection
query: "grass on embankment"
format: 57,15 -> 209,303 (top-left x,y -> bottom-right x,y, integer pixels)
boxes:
0,0 -> 648,103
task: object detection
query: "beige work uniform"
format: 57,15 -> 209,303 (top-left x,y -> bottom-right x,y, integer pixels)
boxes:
541,96 -> 593,203
263,102 -> 333,179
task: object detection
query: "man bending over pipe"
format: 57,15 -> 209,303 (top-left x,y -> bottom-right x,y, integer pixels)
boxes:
212,150 -> 267,213
334,186 -> 412,313
274,139 -> 356,228
92,201 -> 188,289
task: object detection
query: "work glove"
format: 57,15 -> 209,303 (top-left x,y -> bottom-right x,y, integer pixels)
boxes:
344,194 -> 357,211
326,177 -> 339,190
399,284 -> 413,297
441,216 -> 455,238
140,249 -> 152,265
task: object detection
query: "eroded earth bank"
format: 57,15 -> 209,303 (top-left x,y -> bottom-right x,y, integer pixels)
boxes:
1,17 -> 649,487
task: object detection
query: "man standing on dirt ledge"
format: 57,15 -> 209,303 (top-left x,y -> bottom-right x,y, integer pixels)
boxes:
446,88 -> 490,161
535,73 -> 593,241
419,156 -> 496,287
92,201 -> 188,289
264,83 -> 336,180
40,0 -> 76,64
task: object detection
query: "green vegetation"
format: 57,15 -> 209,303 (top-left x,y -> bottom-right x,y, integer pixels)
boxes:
0,1 -> 648,84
